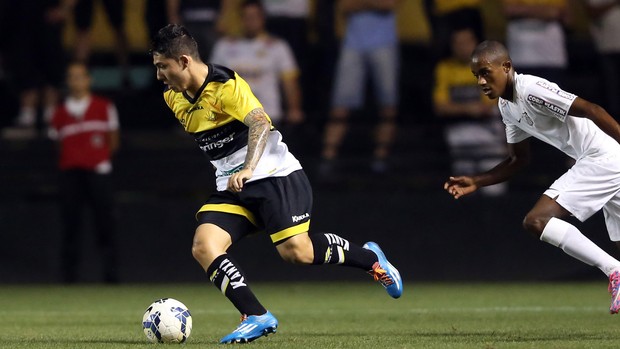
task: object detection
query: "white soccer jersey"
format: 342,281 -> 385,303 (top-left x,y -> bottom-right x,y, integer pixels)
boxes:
498,73 -> 620,160
210,35 -> 299,122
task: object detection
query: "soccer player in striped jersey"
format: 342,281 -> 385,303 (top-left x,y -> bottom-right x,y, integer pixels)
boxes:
150,24 -> 403,344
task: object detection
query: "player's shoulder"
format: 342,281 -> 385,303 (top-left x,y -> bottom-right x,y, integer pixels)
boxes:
208,63 -> 237,83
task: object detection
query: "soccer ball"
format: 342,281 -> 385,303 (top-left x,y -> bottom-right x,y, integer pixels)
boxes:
142,298 -> 193,343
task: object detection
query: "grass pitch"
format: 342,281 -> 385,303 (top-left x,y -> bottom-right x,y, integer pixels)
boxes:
1,282 -> 619,349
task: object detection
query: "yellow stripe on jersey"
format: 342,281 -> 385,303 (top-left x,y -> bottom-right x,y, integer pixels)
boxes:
163,64 -> 271,134
270,220 -> 310,243
197,203 -> 258,227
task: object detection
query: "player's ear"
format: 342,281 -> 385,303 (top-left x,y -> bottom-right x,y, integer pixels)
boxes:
179,55 -> 191,69
502,60 -> 512,73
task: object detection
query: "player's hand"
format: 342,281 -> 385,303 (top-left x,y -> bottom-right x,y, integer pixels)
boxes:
227,168 -> 253,192
444,176 -> 477,199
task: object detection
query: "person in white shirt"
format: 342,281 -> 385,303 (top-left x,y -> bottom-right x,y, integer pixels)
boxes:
210,0 -> 303,126
444,40 -> 620,314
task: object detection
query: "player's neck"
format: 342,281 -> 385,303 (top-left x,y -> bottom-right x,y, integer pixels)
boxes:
186,63 -> 209,98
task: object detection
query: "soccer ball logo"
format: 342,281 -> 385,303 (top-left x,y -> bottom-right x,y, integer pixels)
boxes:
142,298 -> 193,343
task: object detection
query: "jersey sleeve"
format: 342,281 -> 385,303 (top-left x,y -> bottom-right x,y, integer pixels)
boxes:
220,73 -> 270,123
523,78 -> 577,123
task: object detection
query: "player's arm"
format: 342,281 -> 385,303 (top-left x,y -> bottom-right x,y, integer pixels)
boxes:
227,108 -> 271,192
444,140 -> 530,199
569,97 -> 620,145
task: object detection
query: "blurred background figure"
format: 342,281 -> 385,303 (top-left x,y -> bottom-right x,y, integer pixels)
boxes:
262,0 -> 310,109
73,0 -> 132,87
432,27 -> 507,197
49,61 -> 121,284
502,0 -> 570,84
210,0 -> 304,127
425,0 -> 485,61
585,0 -> 620,120
319,0 -> 400,178
2,0 -> 70,137
166,0 -> 235,61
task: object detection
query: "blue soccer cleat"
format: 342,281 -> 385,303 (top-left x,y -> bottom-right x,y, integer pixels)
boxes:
219,311 -> 278,344
363,241 -> 403,299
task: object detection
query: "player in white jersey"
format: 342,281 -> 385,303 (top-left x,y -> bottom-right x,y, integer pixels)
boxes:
444,40 -> 620,314
150,24 -> 402,344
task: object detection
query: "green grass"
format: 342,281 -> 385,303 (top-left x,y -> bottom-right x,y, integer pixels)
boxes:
1,282 -> 620,348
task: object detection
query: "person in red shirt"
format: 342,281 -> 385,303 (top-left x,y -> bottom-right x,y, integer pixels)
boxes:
49,61 -> 120,283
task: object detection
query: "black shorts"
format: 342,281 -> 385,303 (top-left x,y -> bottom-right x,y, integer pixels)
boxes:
196,170 -> 312,244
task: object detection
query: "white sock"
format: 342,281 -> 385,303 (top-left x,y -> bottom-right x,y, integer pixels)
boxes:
540,217 -> 620,276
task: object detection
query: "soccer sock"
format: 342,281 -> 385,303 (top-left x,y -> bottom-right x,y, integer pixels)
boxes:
206,254 -> 267,316
309,232 -> 377,270
540,217 -> 620,276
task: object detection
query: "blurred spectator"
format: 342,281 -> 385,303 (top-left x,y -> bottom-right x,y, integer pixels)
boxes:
49,61 -> 121,283
319,0 -> 399,177
166,0 -> 235,61
262,0 -> 309,66
586,0 -> 620,120
210,0 -> 304,126
73,0 -> 131,86
146,0 -> 169,42
2,0 -> 70,136
433,27 -> 507,196
425,0 -> 485,60
502,0 -> 570,84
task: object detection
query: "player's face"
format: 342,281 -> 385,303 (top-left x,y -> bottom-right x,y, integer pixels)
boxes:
153,53 -> 188,92
470,55 -> 509,100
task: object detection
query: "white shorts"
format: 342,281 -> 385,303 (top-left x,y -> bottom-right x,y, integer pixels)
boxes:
544,153 -> 620,241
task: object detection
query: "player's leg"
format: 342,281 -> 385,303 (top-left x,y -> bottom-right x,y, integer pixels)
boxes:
194,203 -> 277,343
524,195 -> 620,276
525,194 -> 620,313
275,232 -> 403,298
257,171 -> 402,297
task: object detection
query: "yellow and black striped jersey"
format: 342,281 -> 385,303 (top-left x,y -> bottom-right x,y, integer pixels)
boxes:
163,64 -> 302,191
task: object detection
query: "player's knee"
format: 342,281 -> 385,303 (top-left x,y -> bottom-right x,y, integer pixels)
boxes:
522,214 -> 546,238
277,236 -> 313,265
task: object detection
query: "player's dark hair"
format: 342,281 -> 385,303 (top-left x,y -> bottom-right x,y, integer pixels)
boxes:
471,40 -> 510,63
150,24 -> 201,60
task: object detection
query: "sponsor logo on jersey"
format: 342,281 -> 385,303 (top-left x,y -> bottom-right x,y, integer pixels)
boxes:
217,164 -> 245,177
199,132 -> 236,152
535,81 -> 575,100
527,94 -> 567,117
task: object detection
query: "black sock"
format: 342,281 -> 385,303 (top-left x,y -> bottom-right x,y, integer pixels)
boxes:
206,254 -> 267,316
310,233 -> 377,270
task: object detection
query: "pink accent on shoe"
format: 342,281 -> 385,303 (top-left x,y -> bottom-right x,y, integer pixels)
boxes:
608,270 -> 620,314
